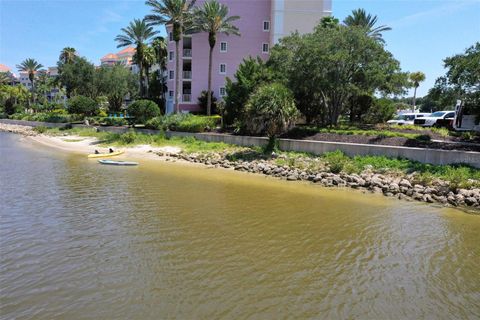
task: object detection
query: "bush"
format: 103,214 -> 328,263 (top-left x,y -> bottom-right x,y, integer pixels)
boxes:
175,115 -> 220,132
8,112 -> 81,123
145,114 -> 220,133
103,117 -> 128,126
198,90 -> 217,114
67,95 -> 98,116
364,98 -> 396,124
127,100 -> 160,125
224,57 -> 273,125
323,150 -> 349,174
243,83 -> 299,137
34,126 -> 48,134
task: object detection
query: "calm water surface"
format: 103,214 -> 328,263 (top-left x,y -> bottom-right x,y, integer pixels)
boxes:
0,132 -> 479,319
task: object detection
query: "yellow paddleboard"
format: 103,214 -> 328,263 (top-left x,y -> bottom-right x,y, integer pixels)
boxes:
87,150 -> 124,158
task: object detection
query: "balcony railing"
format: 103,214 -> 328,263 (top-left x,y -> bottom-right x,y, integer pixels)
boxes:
182,71 -> 192,79
183,49 -> 192,57
182,94 -> 192,102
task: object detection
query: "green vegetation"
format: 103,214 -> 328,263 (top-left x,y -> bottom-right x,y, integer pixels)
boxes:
9,111 -> 82,123
67,95 -> 98,116
127,99 -> 160,124
146,114 -> 220,132
244,83 -> 298,138
286,125 -> 432,140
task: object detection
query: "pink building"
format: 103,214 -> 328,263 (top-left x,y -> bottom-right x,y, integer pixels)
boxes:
165,0 -> 332,113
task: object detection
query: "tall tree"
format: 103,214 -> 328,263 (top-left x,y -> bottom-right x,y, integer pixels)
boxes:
58,56 -> 97,98
16,58 -> 43,104
269,25 -> 405,126
59,47 -> 77,64
145,0 -> 197,113
343,9 -> 391,43
151,36 -> 168,105
409,71 -> 426,112
115,19 -> 158,97
96,64 -> 138,112
16,58 -> 43,91
192,0 -> 240,115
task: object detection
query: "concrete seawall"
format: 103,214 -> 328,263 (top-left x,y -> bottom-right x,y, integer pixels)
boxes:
1,119 -> 479,168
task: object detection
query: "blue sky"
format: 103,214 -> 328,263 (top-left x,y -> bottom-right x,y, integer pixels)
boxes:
1,0 -> 479,97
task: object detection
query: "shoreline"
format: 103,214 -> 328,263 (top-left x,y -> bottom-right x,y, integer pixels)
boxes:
2,123 -> 479,213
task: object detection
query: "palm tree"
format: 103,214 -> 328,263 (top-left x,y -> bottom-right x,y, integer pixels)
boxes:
409,71 -> 426,112
0,72 -> 11,85
192,0 -> 240,115
59,47 -> 77,64
16,58 -> 43,104
152,37 -> 168,105
343,9 -> 391,43
145,0 -> 197,113
115,18 -> 158,97
135,45 -> 156,96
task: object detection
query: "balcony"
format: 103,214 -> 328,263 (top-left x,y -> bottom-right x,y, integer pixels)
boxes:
182,71 -> 192,79
182,94 -> 192,102
183,49 -> 192,58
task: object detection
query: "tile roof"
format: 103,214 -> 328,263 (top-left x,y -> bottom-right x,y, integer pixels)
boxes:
117,47 -> 135,55
0,64 -> 11,73
101,53 -> 118,61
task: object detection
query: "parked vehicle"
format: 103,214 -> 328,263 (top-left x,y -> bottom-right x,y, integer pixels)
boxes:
387,113 -> 429,126
414,111 -> 456,127
453,100 -> 480,132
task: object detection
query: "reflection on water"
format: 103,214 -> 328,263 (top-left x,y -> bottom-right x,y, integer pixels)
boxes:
1,132 -> 479,319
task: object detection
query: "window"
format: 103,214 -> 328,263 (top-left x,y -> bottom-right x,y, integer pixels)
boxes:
262,43 -> 269,53
169,32 -> 173,42
169,51 -> 174,61
220,42 -> 227,52
169,70 -> 174,80
219,63 -> 226,74
219,87 -> 226,97
263,21 -> 270,31
169,91 -> 174,98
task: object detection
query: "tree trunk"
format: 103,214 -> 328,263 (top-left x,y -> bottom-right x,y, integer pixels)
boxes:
139,60 -> 144,98
207,46 -> 213,116
175,40 -> 180,113
412,86 -> 417,113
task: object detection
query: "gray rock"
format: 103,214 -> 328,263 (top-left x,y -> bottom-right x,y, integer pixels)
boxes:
465,197 -> 477,206
399,179 -> 412,188
287,175 -> 298,181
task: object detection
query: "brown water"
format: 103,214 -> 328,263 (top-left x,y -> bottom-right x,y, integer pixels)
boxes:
0,132 -> 479,319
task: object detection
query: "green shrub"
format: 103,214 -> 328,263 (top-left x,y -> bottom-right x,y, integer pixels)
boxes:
127,100 -> 160,124
145,116 -> 164,130
244,83 -> 299,137
67,95 -> 98,116
175,115 -> 220,133
34,126 -> 48,134
120,131 -> 137,144
364,98 -> 396,124
145,114 -> 220,132
323,150 -> 349,174
198,90 -> 218,114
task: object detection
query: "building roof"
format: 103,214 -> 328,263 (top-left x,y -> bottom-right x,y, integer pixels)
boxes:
0,63 -> 11,73
117,46 -> 135,55
101,53 -> 118,61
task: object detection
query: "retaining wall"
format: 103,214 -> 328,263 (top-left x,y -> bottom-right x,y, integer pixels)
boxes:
1,119 -> 479,168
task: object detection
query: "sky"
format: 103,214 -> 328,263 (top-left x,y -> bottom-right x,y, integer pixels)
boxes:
1,0 -> 479,97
